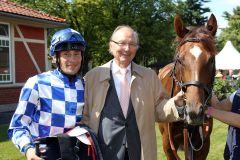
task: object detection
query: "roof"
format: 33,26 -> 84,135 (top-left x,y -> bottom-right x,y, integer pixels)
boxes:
0,0 -> 67,26
216,41 -> 240,70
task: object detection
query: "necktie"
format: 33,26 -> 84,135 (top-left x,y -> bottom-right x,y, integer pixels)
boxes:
120,69 -> 130,118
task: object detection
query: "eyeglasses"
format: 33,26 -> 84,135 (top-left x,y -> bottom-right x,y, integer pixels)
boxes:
111,40 -> 138,48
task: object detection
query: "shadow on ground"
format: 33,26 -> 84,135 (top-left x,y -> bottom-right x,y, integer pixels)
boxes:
0,111 -> 13,142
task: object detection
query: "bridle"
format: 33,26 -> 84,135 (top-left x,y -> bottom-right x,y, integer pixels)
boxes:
168,37 -> 215,160
170,37 -> 215,110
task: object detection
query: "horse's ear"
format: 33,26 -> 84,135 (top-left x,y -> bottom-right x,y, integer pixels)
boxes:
207,14 -> 218,36
174,15 -> 189,38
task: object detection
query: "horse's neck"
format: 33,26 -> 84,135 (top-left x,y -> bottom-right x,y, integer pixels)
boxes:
158,63 -> 174,80
158,63 -> 181,98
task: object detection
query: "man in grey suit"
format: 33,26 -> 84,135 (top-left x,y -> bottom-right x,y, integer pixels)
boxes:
82,25 -> 184,160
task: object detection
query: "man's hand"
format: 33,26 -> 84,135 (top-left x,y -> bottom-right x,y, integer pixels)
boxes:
173,91 -> 186,118
174,91 -> 185,107
26,148 -> 42,160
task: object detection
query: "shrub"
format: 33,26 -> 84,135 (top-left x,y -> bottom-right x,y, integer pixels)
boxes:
213,79 -> 240,100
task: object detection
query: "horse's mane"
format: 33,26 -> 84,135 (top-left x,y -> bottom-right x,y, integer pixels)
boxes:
175,26 -> 217,57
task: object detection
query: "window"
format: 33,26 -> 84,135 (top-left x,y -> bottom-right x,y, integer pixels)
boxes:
0,23 -> 11,83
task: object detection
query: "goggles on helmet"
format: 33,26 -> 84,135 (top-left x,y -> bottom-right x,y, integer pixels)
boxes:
50,28 -> 86,56
54,42 -> 85,52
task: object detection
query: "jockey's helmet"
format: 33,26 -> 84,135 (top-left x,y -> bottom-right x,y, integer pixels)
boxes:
50,28 -> 86,56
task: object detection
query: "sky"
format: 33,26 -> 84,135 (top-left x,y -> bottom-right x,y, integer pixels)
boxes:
204,0 -> 239,34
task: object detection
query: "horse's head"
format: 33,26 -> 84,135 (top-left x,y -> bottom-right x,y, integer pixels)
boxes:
173,14 -> 217,125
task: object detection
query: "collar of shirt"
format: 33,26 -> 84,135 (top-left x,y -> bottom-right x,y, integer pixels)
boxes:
112,60 -> 131,78
112,60 -> 131,97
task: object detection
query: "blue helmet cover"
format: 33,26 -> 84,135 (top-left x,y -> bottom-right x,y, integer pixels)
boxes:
50,28 -> 86,56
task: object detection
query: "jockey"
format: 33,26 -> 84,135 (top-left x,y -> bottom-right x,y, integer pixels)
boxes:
8,28 -> 86,159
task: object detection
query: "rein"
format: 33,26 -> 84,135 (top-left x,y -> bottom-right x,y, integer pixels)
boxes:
168,37 -> 215,160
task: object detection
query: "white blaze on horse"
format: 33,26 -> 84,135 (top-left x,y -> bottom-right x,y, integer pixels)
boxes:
158,14 -> 218,160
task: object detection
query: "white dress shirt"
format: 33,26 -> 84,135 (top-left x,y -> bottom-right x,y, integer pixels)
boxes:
111,60 -> 131,99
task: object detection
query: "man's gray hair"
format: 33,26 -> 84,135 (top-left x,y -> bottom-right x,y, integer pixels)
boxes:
110,25 -> 139,44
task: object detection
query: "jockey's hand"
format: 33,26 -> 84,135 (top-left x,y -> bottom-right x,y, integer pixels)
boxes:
174,91 -> 185,107
26,147 -> 42,160
205,106 -> 214,118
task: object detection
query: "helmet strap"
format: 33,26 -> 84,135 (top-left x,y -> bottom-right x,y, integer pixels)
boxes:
56,53 -> 60,68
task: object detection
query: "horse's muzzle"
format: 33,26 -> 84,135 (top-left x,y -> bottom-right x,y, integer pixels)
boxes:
184,106 -> 205,125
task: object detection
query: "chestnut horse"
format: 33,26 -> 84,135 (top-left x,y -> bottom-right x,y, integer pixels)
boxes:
158,14 -> 217,160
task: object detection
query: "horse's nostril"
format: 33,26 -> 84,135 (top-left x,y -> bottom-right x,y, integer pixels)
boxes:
189,112 -> 197,120
199,106 -> 204,115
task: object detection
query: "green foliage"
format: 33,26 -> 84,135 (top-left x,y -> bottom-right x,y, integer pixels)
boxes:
175,0 -> 211,26
11,0 -> 68,18
214,79 -> 240,100
10,0 -> 214,73
217,6 -> 240,52
11,0 -> 179,71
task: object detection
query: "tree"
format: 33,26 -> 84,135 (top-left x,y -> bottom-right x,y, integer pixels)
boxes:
11,0 -> 68,19
11,0 -> 178,70
217,6 -> 240,52
100,0 -> 177,66
11,0 -> 213,72
175,0 -> 211,26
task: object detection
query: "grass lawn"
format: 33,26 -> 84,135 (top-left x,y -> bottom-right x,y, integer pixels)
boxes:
0,120 -> 227,160
0,124 -> 25,160
156,119 -> 228,159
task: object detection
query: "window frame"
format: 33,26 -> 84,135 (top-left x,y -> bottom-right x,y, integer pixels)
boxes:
0,22 -> 12,83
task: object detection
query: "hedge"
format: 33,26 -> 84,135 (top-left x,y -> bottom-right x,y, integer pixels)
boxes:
213,79 -> 240,100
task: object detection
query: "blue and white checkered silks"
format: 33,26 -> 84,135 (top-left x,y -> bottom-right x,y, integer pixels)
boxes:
8,69 -> 84,153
